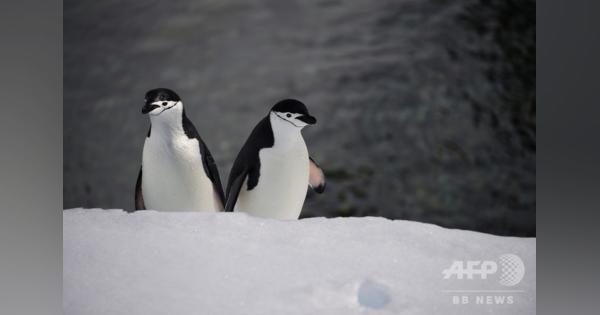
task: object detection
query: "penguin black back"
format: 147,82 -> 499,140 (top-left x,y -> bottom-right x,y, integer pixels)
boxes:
181,110 -> 226,206
224,116 -> 274,211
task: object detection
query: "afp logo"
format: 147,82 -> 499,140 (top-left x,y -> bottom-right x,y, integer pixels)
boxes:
442,254 -> 525,287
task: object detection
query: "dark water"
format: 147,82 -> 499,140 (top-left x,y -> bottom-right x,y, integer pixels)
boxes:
64,0 -> 535,236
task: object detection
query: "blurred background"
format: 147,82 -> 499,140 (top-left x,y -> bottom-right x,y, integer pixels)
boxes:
64,0 -> 535,236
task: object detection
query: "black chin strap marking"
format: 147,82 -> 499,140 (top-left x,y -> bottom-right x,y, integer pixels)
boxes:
152,101 -> 178,115
275,112 -> 302,128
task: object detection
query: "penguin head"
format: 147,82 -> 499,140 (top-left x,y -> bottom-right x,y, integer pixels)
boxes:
270,99 -> 317,129
142,88 -> 182,116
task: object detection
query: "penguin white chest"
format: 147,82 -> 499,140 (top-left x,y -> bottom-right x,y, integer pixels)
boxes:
234,138 -> 309,219
142,135 -> 220,212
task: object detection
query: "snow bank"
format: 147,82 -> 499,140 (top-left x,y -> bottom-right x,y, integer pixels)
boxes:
64,209 -> 535,315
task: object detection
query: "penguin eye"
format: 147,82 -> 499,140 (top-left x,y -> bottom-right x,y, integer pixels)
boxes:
162,102 -> 168,106
286,113 -> 292,118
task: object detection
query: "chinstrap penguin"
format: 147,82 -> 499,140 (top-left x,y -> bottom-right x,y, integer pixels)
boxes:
224,99 -> 325,219
135,88 -> 225,212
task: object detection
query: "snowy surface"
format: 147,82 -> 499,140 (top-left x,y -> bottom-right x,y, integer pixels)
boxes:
64,209 -> 535,315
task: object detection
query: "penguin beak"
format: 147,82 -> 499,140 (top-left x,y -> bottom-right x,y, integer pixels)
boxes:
297,114 -> 317,125
142,103 -> 160,114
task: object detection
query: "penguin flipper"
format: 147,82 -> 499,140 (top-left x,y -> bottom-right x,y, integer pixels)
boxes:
224,170 -> 247,212
181,112 -> 226,210
309,157 -> 326,193
134,167 -> 146,210
199,141 -> 226,209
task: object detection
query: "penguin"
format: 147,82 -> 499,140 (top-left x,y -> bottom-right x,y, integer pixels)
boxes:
134,88 -> 225,212
224,99 -> 325,219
